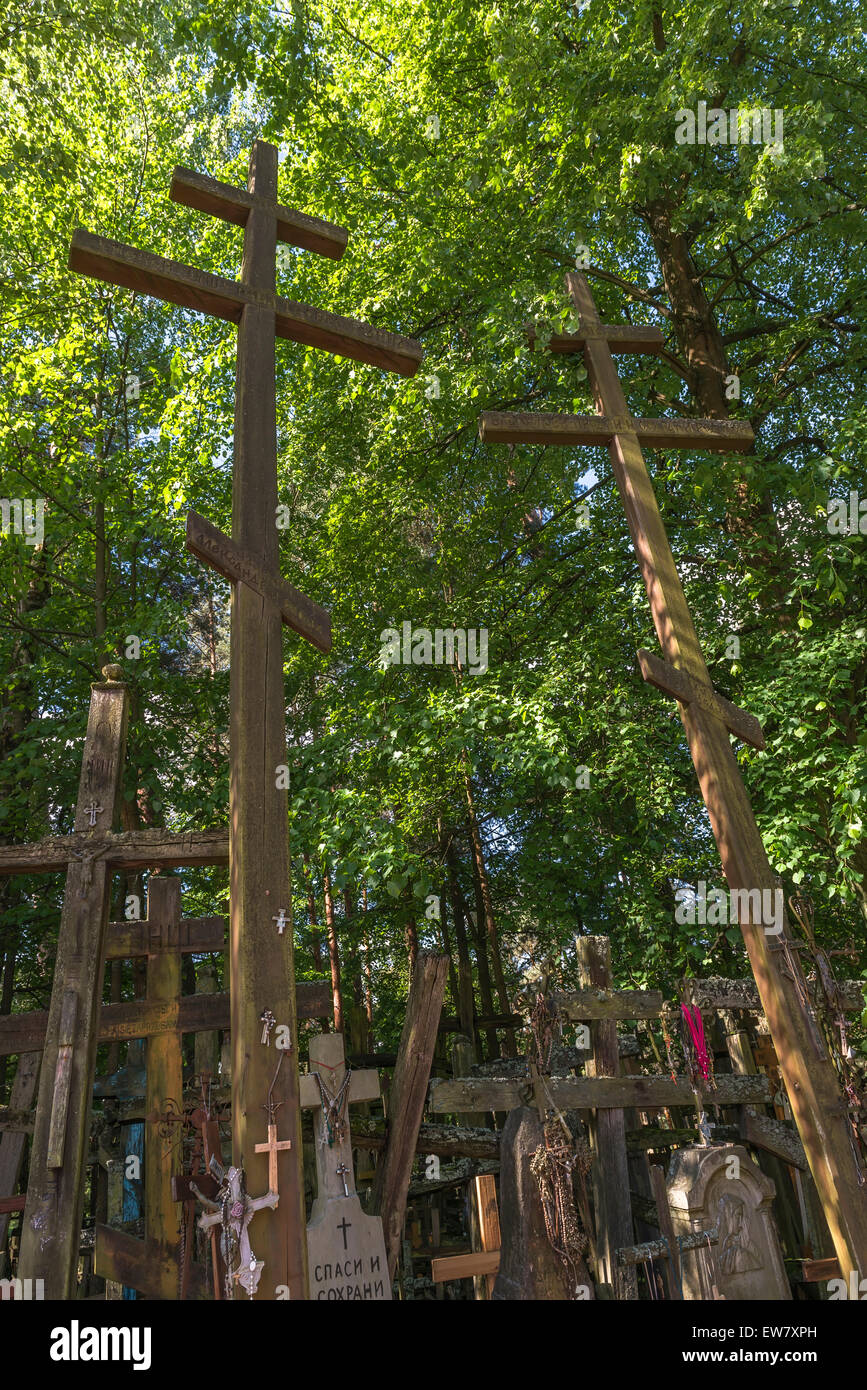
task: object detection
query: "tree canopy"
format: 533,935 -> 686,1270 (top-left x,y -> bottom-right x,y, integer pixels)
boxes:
1,0 -> 865,1057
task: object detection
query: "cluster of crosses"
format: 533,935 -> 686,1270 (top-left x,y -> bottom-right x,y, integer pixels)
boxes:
0,138 -> 863,1299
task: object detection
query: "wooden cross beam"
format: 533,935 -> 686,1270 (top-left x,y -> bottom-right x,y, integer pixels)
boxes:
429,1072 -> 770,1114
554,987 -> 663,1021
17,665 -> 128,1298
70,138 -> 422,1299
185,511 -> 331,652
477,270 -> 867,1282
637,648 -> 765,751
0,827 -> 228,875
481,410 -> 754,453
526,321 -> 665,356
70,232 -> 420,376
0,980 -> 330,1055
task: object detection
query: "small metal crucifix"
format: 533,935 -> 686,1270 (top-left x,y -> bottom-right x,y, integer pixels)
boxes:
84,800 -> 104,827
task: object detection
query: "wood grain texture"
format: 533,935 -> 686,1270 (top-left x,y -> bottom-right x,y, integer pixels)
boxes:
430,1072 -> 770,1112
94,1224 -> 210,1300
690,976 -> 864,1014
479,410 -> 754,452
69,233 -> 422,376
105,915 -> 225,959
637,648 -> 765,750
369,952 -> 449,1278
432,1249 -> 500,1281
0,827 -> 229,875
491,1107 -> 594,1300
577,936 -> 637,1301
0,981 -> 330,1055
526,322 -> 664,355
143,879 -> 184,1289
0,1052 -> 38,1245
186,510 -> 331,652
170,166 -> 348,259
740,1109 -> 808,1171
19,675 -> 129,1298
555,987 -> 663,1020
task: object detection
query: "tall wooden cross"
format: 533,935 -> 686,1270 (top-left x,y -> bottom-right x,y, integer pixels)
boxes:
68,141 -> 422,1297
478,271 -> 867,1281
300,1033 -> 390,1300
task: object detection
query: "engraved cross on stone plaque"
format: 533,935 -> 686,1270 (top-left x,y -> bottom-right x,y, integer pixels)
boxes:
300,1033 -> 391,1300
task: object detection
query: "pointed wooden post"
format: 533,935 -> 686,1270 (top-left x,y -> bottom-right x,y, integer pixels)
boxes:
369,952 -> 449,1277
69,140 -> 422,1298
19,665 -> 129,1298
479,273 -> 867,1280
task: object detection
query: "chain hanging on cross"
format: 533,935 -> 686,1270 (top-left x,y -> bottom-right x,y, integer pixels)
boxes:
313,1061 -> 353,1147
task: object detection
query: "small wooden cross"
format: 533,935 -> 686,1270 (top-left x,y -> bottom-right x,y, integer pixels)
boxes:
255,1122 -> 292,1194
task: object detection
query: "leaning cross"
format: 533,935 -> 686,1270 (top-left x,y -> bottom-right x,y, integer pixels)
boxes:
300,1033 -> 391,1300
69,140 -> 422,1298
478,270 -> 867,1282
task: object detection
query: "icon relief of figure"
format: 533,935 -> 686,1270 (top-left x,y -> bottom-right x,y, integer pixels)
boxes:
717,1192 -> 762,1275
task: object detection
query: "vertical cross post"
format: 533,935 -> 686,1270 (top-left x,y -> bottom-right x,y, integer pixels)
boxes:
19,666 -> 129,1298
226,141 -> 305,1299
143,878 -> 184,1278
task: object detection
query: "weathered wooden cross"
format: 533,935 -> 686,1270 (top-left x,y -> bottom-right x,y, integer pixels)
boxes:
69,139 -> 422,1296
300,1033 -> 390,1300
478,271 -> 867,1280
13,664 -> 128,1297
430,980 -> 771,1298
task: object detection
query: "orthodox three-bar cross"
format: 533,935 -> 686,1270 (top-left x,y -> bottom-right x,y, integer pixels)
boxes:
69,140 -> 422,1298
480,271 -> 867,1281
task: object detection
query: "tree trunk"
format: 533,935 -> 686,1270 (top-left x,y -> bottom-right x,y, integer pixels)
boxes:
463,771 -> 515,1056
323,869 -> 343,1032
302,851 -> 323,971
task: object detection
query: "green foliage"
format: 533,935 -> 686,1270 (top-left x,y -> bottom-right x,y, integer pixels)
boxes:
0,0 -> 864,1055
